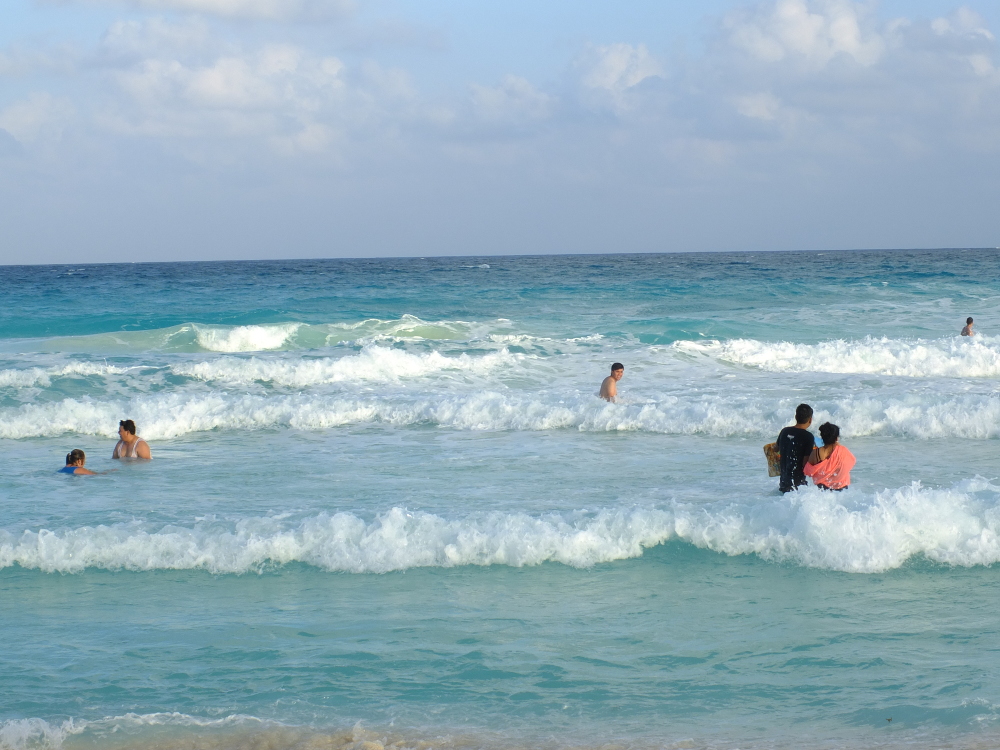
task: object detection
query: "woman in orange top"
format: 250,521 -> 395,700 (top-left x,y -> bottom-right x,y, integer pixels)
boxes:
803,422 -> 855,491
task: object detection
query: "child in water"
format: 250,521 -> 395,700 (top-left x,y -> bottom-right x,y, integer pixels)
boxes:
58,449 -> 98,476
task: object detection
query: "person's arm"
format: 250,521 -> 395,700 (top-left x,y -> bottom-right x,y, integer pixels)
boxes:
136,441 -> 151,459
76,467 -> 98,475
806,447 -> 821,465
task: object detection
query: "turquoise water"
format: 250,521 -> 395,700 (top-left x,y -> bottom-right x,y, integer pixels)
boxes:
2,250 -> 1000,750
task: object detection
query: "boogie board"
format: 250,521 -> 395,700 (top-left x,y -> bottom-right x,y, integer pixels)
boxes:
763,442 -> 781,477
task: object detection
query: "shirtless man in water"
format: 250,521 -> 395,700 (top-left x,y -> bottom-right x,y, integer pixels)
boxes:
961,317 -> 975,337
600,363 -> 624,402
112,419 -> 152,459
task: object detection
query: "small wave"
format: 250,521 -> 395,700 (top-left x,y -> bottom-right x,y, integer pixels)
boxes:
0,363 -> 136,389
5,478 -> 1000,575
678,336 -> 1000,378
191,324 -> 302,353
1,507 -> 671,574
675,477 -> 1000,573
315,314 -> 487,344
0,717 -> 79,750
172,347 -> 520,387
4,714 -> 1000,750
2,390 -> 1000,440
0,713 -> 272,750
2,316 -> 501,355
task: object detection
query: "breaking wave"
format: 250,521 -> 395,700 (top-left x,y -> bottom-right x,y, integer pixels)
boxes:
0,362 -> 137,389
679,336 -> 1000,378
173,347 -> 521,387
190,323 -> 302,352
1,316 -> 499,355
2,390 -> 999,440
5,478 -> 1000,575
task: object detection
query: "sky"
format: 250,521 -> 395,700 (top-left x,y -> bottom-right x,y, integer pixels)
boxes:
0,0 -> 998,264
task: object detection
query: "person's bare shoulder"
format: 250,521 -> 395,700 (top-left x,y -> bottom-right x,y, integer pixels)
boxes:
599,376 -> 616,401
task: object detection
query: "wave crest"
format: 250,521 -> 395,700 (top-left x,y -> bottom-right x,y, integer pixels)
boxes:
5,479 -> 1000,575
191,324 -> 302,353
173,347 -> 519,387
678,336 -> 1000,378
1,507 -> 671,575
2,390 -> 999,440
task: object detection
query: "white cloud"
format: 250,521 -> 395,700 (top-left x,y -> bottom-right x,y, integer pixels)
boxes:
99,34 -> 433,157
100,17 -> 211,60
575,43 -> 664,115
105,44 -> 346,152
117,47 -> 342,112
931,7 -> 995,41
471,75 -> 551,123
734,92 -> 782,121
727,0 -> 884,67
81,0 -> 354,21
0,93 -> 74,143
580,43 -> 663,93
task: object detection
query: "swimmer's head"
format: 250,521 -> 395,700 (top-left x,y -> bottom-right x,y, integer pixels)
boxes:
66,449 -> 86,466
795,403 -> 813,425
119,419 -> 137,436
818,422 -> 840,445
967,317 -> 974,325
611,363 -> 624,373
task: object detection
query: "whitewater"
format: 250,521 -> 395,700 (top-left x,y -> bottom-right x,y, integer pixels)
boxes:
2,250 -> 1000,750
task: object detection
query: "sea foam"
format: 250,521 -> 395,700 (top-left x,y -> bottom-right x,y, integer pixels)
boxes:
0,713 -> 272,750
0,363 -> 135,389
678,336 -> 1000,378
172,347 -> 520,387
191,324 -> 302,353
3,390 -> 1000,439
5,479 -> 1000,574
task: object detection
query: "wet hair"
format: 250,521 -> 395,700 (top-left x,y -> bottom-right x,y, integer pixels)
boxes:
66,449 -> 86,466
611,363 -> 624,372
794,403 -> 813,424
818,422 -> 840,445
967,317 -> 974,325
119,419 -> 137,435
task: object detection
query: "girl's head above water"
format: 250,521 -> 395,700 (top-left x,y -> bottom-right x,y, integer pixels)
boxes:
66,449 -> 86,466
818,422 -> 840,446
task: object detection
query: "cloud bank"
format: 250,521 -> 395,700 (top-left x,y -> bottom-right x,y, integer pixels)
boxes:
1,0 -> 998,261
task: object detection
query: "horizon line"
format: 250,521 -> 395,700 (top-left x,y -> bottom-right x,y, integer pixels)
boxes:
1,246 -> 996,269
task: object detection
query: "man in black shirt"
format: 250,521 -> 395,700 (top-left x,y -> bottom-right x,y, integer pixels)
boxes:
776,403 -> 815,493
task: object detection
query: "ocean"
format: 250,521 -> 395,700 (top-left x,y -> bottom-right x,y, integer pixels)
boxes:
1,249 -> 999,750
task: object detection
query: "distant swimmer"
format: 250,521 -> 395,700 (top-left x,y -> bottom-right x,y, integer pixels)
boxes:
59,449 -> 97,476
776,403 -> 815,493
961,317 -> 975,337
599,363 -> 624,402
804,422 -> 855,491
112,419 -> 151,459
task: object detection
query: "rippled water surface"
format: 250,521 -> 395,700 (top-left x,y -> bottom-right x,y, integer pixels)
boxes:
2,250 -> 1000,750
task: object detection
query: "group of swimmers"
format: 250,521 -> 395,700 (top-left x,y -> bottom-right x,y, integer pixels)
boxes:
599,360 -> 855,493
772,317 -> 978,491
59,419 -> 151,476
597,317 -> 979,492
775,403 -> 855,493
61,319 -> 976,482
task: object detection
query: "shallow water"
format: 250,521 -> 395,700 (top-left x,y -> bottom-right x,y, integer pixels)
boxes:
1,250 -> 999,750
